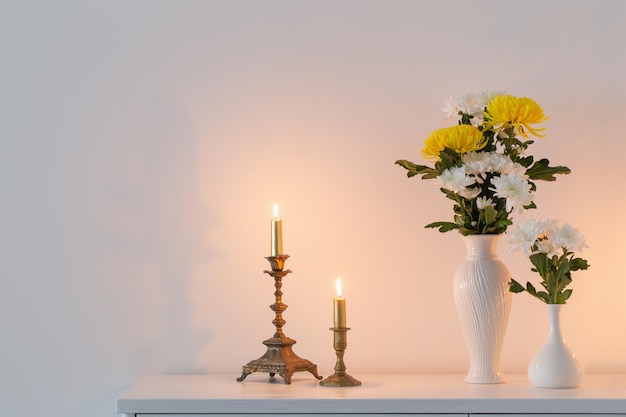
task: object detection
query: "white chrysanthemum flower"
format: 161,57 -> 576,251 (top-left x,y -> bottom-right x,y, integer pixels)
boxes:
485,153 -> 507,172
536,239 -> 560,257
481,90 -> 505,104
490,173 -> 533,213
441,93 -> 478,120
509,219 -> 551,256
436,166 -> 474,193
459,187 -> 481,199
476,196 -> 494,210
441,90 -> 505,126
549,223 -> 587,253
462,151 -> 522,176
474,152 -> 523,175
462,151 -> 491,175
499,159 -> 527,176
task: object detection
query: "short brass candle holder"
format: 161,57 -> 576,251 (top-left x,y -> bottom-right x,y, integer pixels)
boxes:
319,327 -> 361,387
237,254 -> 322,384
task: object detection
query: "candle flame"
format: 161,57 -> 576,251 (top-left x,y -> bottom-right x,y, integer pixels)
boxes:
273,203 -> 279,219
336,277 -> 343,299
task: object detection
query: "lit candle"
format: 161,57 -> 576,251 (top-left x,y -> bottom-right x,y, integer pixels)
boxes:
270,203 -> 283,256
333,277 -> 347,329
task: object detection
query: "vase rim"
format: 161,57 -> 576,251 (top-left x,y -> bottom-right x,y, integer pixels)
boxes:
461,233 -> 502,240
463,233 -> 503,236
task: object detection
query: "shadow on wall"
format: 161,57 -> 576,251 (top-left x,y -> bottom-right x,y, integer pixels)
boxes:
94,96 -> 217,375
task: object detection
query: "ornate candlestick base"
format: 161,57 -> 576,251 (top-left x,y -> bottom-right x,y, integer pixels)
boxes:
320,327 -> 361,387
237,255 -> 322,384
237,335 -> 321,384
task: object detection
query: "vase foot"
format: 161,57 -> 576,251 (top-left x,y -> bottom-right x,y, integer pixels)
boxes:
464,371 -> 506,384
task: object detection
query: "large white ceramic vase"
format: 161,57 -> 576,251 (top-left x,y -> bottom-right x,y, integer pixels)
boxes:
528,304 -> 583,388
453,234 -> 512,384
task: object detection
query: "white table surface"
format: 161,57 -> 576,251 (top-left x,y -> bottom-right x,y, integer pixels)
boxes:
117,373 -> 626,414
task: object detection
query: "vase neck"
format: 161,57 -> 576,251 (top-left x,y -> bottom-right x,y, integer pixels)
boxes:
462,234 -> 501,260
546,304 -> 564,339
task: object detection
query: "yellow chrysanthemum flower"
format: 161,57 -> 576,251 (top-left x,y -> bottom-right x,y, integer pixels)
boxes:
421,125 -> 487,160
483,95 -> 549,138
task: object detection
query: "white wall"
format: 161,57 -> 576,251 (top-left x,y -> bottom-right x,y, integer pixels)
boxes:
2,1 -> 625,416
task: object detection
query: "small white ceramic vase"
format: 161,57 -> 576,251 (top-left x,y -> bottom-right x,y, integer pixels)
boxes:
528,304 -> 584,388
453,234 -> 512,384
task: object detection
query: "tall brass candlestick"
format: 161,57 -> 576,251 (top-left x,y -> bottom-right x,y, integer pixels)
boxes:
237,254 -> 322,384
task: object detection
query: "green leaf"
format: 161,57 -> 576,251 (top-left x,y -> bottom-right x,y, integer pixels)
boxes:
460,113 -> 473,125
556,257 -> 570,278
523,201 -> 537,210
523,282 -> 551,303
526,282 -> 539,296
438,147 -> 462,169
440,188 -> 456,198
395,159 -> 439,179
531,288 -> 551,303
569,257 -> 590,271
559,289 -> 573,303
483,205 -> 497,226
555,274 -> 572,301
425,221 -> 459,233
395,159 -> 417,170
525,158 -> 571,182
529,253 -> 550,278
509,279 -> 525,293
516,155 -> 534,168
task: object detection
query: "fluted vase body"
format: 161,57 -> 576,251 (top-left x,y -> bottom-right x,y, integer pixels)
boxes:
453,234 -> 512,384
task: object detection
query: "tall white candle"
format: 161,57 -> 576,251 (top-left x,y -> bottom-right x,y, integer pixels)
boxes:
333,277 -> 347,329
270,203 -> 283,256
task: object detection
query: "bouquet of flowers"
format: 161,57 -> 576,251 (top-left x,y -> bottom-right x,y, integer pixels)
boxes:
396,91 -> 571,235
508,219 -> 590,304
